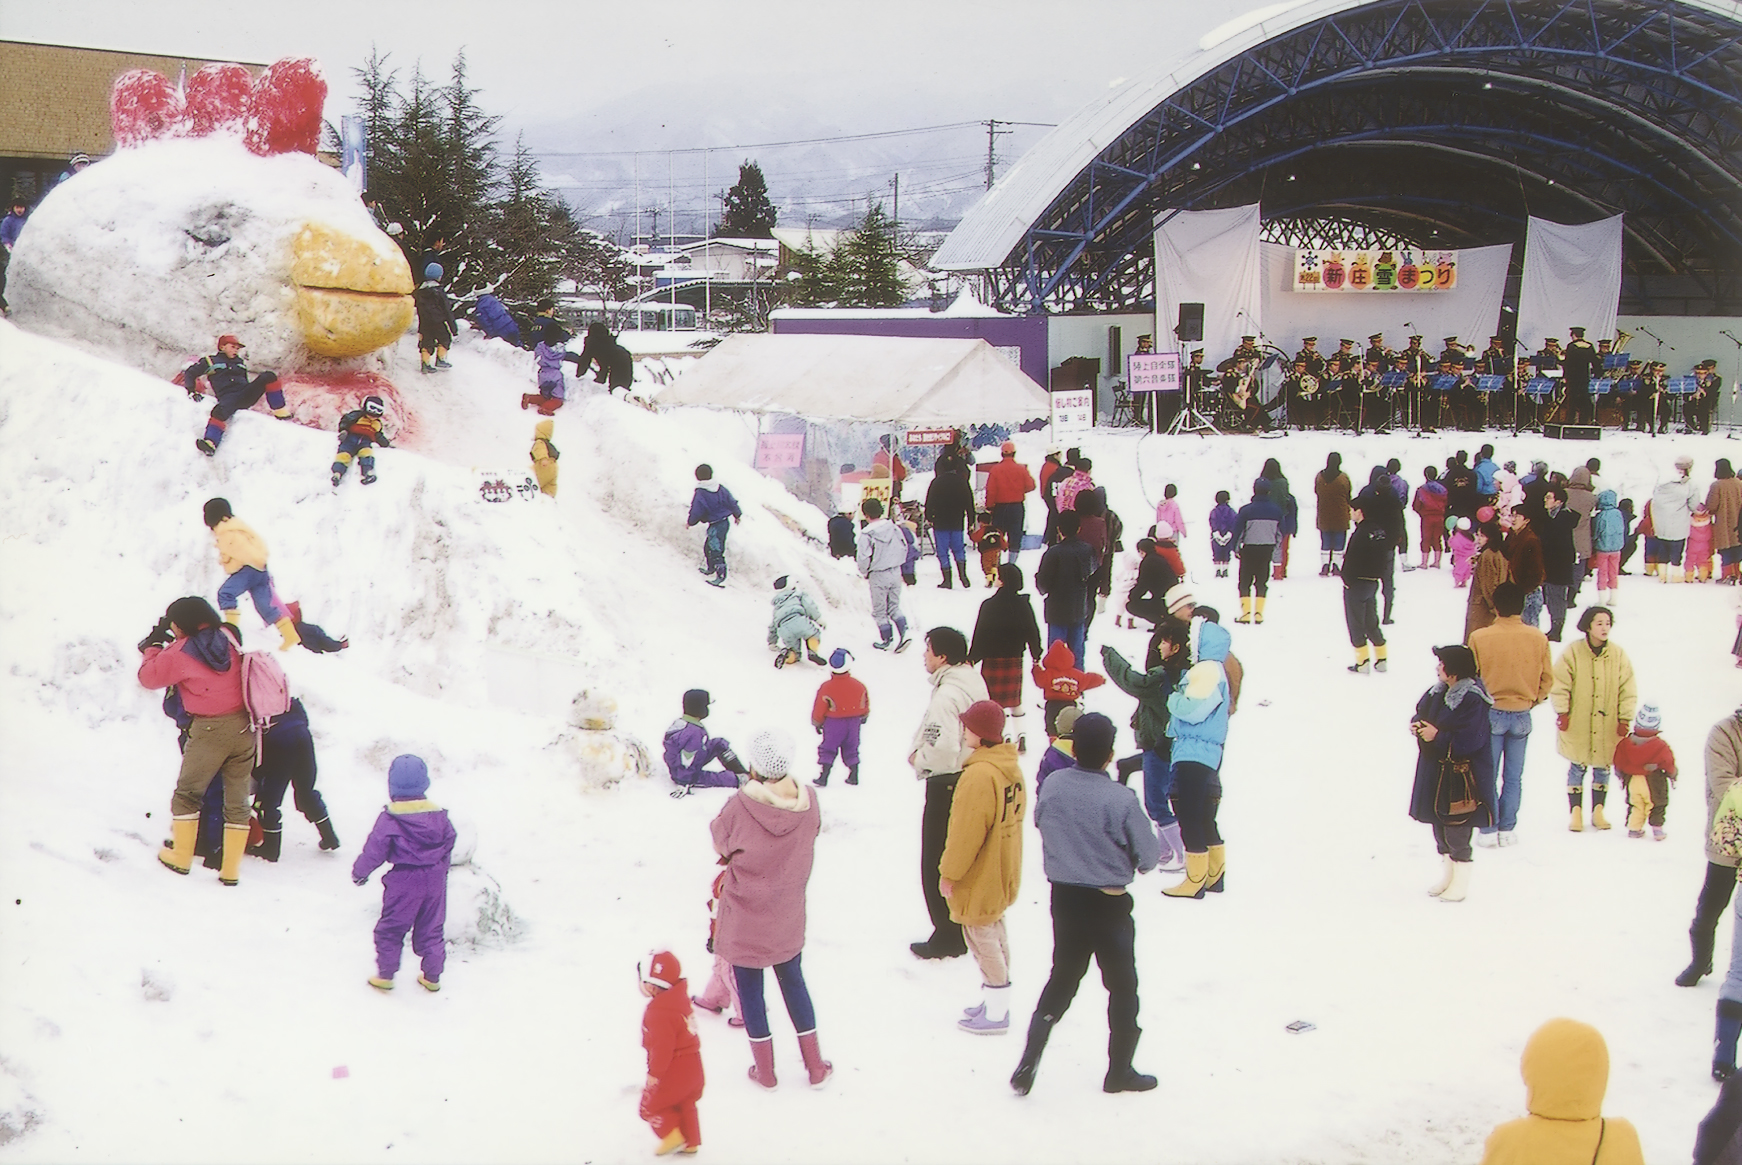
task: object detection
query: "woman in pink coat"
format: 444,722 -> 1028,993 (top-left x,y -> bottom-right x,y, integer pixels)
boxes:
710,728 -> 833,1091
1153,484 -> 1186,546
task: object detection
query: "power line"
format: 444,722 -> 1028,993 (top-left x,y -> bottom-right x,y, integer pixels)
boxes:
532,119 -> 1053,159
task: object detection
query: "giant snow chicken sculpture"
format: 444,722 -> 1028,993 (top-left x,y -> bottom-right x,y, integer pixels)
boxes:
8,60 -> 415,423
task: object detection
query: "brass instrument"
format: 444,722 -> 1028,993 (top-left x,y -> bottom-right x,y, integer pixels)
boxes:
1297,372 -> 1321,400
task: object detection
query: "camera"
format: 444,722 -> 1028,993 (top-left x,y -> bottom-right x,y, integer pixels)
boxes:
137,616 -> 174,652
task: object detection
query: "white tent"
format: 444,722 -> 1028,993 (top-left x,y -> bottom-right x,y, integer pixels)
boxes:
656,334 -> 1051,424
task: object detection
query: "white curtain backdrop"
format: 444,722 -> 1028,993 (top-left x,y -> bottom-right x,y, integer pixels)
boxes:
1152,204 -> 1263,361
1258,242 -> 1513,360
1516,214 -> 1623,353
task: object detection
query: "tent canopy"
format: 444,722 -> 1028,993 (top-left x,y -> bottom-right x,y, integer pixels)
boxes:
656,334 -> 1051,425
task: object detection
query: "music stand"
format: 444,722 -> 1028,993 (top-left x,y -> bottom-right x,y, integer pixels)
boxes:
1591,377 -> 1614,397
1602,352 -> 1631,371
1475,375 -> 1506,393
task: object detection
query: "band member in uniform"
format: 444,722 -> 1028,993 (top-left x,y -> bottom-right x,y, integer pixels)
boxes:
1294,336 -> 1326,380
1330,340 -> 1361,431
1284,358 -> 1323,430
1561,326 -> 1600,425
1438,336 -> 1471,370
1512,356 -> 1539,433
1356,356 -> 1387,435
1477,336 -> 1509,377
1399,335 -> 1431,430
1616,359 -> 1647,432
1424,356 -> 1456,430
1364,332 -> 1390,370
1451,357 -> 1481,430
1690,359 -> 1722,436
1231,335 -> 1262,365
1638,361 -> 1669,433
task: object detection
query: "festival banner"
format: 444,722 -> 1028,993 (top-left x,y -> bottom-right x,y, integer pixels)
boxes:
754,433 -> 805,470
1293,248 -> 1459,292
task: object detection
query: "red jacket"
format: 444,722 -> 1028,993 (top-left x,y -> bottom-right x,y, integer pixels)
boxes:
811,674 -> 870,725
984,456 -> 1036,506
137,635 -> 244,716
642,981 -> 704,1108
1031,639 -> 1105,701
1611,730 -> 1676,779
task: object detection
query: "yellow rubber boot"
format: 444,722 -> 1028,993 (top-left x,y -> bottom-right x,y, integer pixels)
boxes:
159,814 -> 199,874
1569,803 -> 1584,832
655,1131 -> 687,1156
1205,844 -> 1226,893
275,616 -> 301,652
1254,597 -> 1266,624
1591,799 -> 1612,830
1237,597 -> 1254,624
218,823 -> 248,886
223,609 -> 240,627
1163,851 -> 1208,898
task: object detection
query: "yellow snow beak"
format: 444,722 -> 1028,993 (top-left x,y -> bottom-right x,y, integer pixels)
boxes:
291,223 -> 415,358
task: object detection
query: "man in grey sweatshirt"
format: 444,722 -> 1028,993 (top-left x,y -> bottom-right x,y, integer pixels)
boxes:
1011,712 -> 1161,1098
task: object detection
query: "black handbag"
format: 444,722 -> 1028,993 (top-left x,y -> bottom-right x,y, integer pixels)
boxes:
1435,755 -> 1481,824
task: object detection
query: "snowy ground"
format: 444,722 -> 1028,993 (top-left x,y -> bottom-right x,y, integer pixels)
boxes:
1,315 -> 1737,1163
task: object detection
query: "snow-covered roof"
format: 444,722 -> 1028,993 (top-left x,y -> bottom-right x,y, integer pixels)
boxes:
932,0 -> 1742,271
770,226 -> 846,256
655,334 -> 1049,424
768,287 -> 1007,321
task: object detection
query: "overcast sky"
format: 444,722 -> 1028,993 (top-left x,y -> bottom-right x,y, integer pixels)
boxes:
3,0 -> 1262,229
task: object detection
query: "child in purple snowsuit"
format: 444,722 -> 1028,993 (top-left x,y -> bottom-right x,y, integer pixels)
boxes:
1032,705 -> 1079,820
353,755 -> 456,992
663,688 -> 747,794
810,649 -> 868,787
1208,490 -> 1238,578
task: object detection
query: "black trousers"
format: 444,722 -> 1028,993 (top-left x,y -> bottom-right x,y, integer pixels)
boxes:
1343,579 -> 1384,647
1237,546 -> 1273,598
1169,760 -> 1223,852
1693,861 -> 1739,949
1381,556 -> 1397,620
1033,884 -> 1138,1039
921,773 -> 963,947
1432,823 -> 1474,862
210,372 -> 280,421
254,716 -> 327,832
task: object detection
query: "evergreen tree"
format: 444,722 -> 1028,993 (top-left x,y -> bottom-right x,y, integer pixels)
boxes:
716,160 -> 777,238
832,202 -> 906,307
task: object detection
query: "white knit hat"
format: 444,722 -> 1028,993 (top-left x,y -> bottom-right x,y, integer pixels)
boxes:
1634,704 -> 1662,733
747,728 -> 794,779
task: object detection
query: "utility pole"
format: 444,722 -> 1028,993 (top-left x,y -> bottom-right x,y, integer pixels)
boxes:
890,173 -> 899,252
984,119 -> 1013,189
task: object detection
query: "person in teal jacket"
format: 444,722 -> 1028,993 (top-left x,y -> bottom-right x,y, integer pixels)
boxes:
1162,619 -> 1232,898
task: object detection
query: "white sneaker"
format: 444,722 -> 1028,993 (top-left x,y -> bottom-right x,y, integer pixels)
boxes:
1475,832 -> 1499,848
1497,830 -> 1517,847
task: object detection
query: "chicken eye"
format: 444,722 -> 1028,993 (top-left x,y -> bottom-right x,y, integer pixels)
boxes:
183,203 -> 248,249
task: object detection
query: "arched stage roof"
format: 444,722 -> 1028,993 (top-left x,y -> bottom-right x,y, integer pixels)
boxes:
933,0 -> 1742,316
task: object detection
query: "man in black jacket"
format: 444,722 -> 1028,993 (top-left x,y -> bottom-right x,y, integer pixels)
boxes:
1539,485 -> 1580,641
1341,504 -> 1392,673
1124,539 -> 1179,627
924,464 -> 976,588
1035,512 -> 1097,668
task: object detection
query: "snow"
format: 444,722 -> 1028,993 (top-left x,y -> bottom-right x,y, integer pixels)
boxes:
1,308 -> 1737,1162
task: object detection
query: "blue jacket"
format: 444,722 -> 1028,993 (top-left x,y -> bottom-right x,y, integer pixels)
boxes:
1591,490 -> 1625,553
0,209 -> 25,249
1232,496 -> 1284,552
687,483 -> 741,526
1473,457 -> 1498,496
1167,621 -> 1231,769
471,294 -> 520,342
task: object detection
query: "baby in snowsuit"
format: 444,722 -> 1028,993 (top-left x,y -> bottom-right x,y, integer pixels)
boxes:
767,575 -> 826,668
331,394 -> 392,487
1031,639 -> 1105,738
1613,703 -> 1676,840
352,755 -> 456,992
203,497 -> 299,651
662,689 -> 747,793
639,949 -> 704,1155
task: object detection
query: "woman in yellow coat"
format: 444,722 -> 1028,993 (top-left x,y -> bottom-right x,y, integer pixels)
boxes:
938,700 -> 1026,1036
1480,1017 -> 1642,1164
1549,607 -> 1636,832
530,419 -> 558,498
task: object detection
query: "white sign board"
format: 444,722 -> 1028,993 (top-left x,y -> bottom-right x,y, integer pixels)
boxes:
1050,388 -> 1094,434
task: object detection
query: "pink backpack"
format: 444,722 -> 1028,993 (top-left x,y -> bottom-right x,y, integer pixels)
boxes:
239,651 -> 292,752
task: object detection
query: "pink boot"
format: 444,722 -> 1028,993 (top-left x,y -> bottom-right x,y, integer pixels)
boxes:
797,1030 -> 833,1089
747,1036 -> 777,1089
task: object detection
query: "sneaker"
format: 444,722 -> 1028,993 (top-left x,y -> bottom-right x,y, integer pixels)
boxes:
434,358 -> 453,369
1373,660 -> 1388,672
1497,831 -> 1517,847
958,1012 -> 1010,1036
1628,829 -> 1644,838
704,576 -> 726,589
774,650 -> 788,669
692,995 -> 725,1015
1475,831 -> 1499,848
420,364 -> 435,375
807,649 -> 827,666
195,437 -> 217,456
331,471 -> 343,487
871,639 -> 893,651
1347,661 -> 1371,674
893,636 -> 913,653
1381,617 -> 1395,625
360,472 -> 377,485
1653,827 -> 1667,841
368,977 -> 394,991
962,1002 -> 986,1019
417,975 -> 440,992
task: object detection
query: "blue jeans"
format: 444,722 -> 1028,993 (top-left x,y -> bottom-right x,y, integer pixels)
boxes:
993,502 -> 1025,561
1521,586 -> 1544,629
702,519 -> 730,579
217,565 -> 283,623
934,527 -> 966,572
1567,762 -> 1611,789
1484,709 -> 1532,833
733,955 -> 816,1041
1046,621 -> 1087,670
1141,746 -> 1176,827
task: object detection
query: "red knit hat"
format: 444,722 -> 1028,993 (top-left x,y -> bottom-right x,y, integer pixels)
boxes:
959,700 -> 1006,743
640,949 -> 682,990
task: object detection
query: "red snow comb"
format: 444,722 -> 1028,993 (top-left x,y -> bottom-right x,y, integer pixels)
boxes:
109,57 -> 326,156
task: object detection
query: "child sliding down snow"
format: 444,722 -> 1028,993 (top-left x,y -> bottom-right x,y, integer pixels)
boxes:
768,575 -> 826,669
663,688 -> 748,795
331,395 -> 392,486
352,755 -> 456,993
639,950 -> 705,1156
203,497 -> 300,651
184,334 -> 290,456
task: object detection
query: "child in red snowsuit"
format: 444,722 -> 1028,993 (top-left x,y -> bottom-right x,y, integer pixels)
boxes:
971,511 -> 1007,586
1031,639 -> 1104,738
1613,703 -> 1676,840
640,949 -> 704,1155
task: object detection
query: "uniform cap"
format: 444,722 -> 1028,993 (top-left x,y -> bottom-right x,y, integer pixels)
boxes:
1369,333 -> 1385,342
1339,338 -> 1354,346
1300,336 -> 1317,343
1569,326 -> 1586,335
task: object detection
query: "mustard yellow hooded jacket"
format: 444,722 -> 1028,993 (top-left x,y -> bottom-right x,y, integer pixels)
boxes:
212,517 -> 268,574
1480,1018 -> 1642,1165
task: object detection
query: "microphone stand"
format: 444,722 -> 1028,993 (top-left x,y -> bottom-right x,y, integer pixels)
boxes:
1721,329 -> 1742,439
